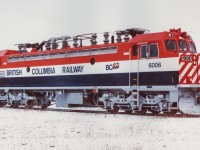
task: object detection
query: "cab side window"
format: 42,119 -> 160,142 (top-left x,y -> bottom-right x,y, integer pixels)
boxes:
132,45 -> 138,56
149,44 -> 158,58
140,45 -> 148,58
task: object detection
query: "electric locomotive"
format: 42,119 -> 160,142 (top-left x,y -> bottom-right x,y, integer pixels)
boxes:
0,28 -> 199,115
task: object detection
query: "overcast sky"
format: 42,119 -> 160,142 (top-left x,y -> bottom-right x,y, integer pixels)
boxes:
0,0 -> 200,50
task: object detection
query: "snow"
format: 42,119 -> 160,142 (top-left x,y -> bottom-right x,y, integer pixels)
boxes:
0,108 -> 200,150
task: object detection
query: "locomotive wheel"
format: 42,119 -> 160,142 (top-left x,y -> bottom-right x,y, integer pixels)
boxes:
0,101 -> 4,107
125,110 -> 132,114
106,109 -> 112,112
149,107 -> 160,115
11,102 -> 19,108
150,110 -> 160,115
135,107 -> 147,115
41,105 -> 48,109
110,106 -> 120,114
163,111 -> 177,116
41,100 -> 51,109
171,110 -> 178,115
13,104 -> 19,108
26,101 -> 34,109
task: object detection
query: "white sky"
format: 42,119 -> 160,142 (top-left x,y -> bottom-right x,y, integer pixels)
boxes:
0,0 -> 200,50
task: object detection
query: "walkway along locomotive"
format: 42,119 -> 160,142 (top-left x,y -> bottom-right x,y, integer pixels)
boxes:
0,28 -> 199,115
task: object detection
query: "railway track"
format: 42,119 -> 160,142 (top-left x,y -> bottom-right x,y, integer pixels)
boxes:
3,104 -> 200,118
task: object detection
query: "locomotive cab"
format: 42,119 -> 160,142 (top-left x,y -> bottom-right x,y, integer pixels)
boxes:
125,28 -> 200,115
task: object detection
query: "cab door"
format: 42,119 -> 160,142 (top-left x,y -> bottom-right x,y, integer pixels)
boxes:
130,45 -> 139,87
138,43 -> 160,86
130,43 -> 159,86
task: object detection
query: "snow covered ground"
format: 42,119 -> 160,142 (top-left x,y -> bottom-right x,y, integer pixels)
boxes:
0,108 -> 200,150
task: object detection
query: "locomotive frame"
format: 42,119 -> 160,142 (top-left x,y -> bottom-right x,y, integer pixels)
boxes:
0,28 -> 199,115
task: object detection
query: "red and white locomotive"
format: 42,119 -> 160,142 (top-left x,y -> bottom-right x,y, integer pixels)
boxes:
0,28 -> 199,115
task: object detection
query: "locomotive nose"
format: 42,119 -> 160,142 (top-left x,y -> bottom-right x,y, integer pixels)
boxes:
179,53 -> 198,84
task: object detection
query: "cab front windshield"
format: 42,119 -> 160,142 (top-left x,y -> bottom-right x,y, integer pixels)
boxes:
179,40 -> 188,51
165,39 -> 196,53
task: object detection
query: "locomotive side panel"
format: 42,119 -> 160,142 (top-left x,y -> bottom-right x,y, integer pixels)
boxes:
0,50 -> 132,88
